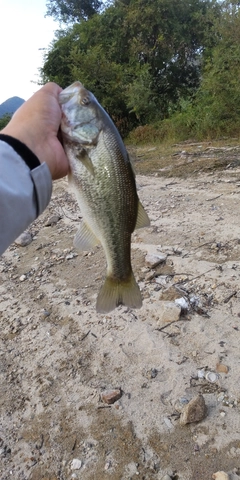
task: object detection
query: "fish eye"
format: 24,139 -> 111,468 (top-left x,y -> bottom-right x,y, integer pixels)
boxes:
81,96 -> 90,106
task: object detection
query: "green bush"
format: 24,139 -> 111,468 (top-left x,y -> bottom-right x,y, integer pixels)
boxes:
0,114 -> 11,130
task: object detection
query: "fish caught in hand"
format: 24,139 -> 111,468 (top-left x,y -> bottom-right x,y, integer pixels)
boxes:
59,81 -> 150,313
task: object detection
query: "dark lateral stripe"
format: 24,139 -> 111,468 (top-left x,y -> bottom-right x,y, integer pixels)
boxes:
0,134 -> 41,171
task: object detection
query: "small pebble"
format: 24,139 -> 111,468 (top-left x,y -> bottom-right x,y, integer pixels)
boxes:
180,394 -> 207,426
145,368 -> 158,379
216,363 -> 229,374
145,253 -> 167,268
212,472 -> 229,480
163,417 -> 174,430
71,458 -> 82,470
145,271 -> 156,281
53,396 -> 61,403
66,254 -> 74,260
19,275 -> 27,282
101,389 -> 122,404
104,461 -> 112,470
44,214 -> 60,226
217,392 -> 225,402
150,368 -> 158,378
15,231 -> 32,247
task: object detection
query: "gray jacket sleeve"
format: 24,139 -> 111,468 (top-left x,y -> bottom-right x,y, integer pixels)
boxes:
0,140 -> 52,255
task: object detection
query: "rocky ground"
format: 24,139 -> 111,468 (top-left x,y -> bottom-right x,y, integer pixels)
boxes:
1,140 -> 240,480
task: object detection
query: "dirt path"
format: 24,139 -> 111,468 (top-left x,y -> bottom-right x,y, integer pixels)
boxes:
1,144 -> 240,480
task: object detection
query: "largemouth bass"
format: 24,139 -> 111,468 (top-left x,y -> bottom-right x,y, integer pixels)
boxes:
59,81 -> 150,313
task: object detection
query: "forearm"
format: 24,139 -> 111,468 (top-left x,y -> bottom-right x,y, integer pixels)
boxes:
0,140 -> 52,255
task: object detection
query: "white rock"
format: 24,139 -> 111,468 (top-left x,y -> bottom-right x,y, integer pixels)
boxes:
163,417 -> 174,430
145,253 -> 167,268
104,461 -> 112,470
197,369 -> 206,379
19,275 -> 27,282
66,254 -> 74,260
71,459 -> 82,470
212,472 -> 229,480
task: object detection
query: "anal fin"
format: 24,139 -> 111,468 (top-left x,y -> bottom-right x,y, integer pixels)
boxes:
135,200 -> 150,229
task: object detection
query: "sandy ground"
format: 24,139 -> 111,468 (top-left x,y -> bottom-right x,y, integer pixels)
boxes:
1,144 -> 240,479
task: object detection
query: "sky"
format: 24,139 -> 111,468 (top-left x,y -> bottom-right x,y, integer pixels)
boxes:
0,0 -> 58,104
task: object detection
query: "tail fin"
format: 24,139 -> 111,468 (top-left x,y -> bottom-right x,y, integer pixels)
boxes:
96,272 -> 142,314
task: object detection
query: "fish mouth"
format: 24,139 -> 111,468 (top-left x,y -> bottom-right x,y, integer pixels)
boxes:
59,81 -> 84,105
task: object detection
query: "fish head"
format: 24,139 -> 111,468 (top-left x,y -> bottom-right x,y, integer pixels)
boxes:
59,81 -> 100,145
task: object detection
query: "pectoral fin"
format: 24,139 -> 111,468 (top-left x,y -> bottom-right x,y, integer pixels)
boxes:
74,221 -> 100,251
77,151 -> 95,176
135,200 -> 150,229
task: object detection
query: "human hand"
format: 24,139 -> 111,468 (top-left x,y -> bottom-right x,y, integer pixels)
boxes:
1,82 -> 69,180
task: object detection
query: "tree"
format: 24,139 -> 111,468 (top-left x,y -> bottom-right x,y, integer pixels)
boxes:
41,0 -> 221,129
123,0 -> 221,117
46,0 -> 103,23
188,0 -> 240,137
41,32 -> 76,86
0,114 -> 11,130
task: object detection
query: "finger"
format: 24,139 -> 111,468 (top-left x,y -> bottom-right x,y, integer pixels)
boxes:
41,82 -> 63,99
